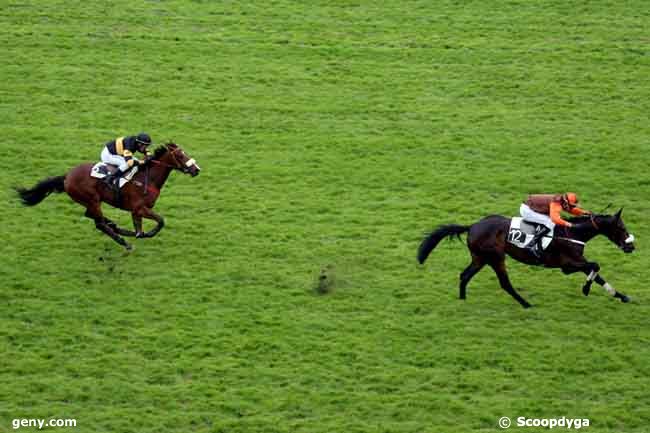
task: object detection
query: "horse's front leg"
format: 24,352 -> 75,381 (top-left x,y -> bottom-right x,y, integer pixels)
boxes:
563,262 -> 631,303
561,261 -> 599,296
132,207 -> 165,238
581,262 -> 600,296
593,274 -> 631,303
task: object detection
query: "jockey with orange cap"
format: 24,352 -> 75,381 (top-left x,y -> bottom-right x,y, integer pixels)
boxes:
520,193 -> 592,258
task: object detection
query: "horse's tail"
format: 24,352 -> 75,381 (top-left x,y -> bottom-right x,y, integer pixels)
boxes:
15,175 -> 66,206
417,224 -> 470,264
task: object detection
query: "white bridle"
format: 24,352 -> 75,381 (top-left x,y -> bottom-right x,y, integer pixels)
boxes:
185,158 -> 200,170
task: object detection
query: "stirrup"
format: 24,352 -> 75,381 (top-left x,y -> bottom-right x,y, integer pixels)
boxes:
528,243 -> 542,259
106,170 -> 122,184
105,176 -> 121,190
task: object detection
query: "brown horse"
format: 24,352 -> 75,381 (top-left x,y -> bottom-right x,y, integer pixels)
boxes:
417,211 -> 635,308
16,143 -> 200,250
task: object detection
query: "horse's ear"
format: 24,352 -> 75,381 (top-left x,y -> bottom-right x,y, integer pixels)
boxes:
615,208 -> 623,220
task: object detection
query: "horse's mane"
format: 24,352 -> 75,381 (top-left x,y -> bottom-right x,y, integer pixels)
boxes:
153,146 -> 167,159
567,214 -> 612,224
567,215 -> 591,224
152,143 -> 177,159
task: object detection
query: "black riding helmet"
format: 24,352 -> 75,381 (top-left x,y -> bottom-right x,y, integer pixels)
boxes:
135,133 -> 152,146
135,133 -> 152,153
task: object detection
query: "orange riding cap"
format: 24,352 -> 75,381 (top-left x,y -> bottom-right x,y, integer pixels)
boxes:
563,192 -> 579,209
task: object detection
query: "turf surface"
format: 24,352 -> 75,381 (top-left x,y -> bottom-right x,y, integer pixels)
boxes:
1,1 -> 649,432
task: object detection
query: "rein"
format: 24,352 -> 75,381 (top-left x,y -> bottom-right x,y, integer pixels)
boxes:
145,146 -> 192,172
554,237 -> 586,246
138,146 -> 180,196
147,159 -> 171,168
144,164 -> 149,196
552,216 -> 597,247
136,145 -> 196,196
554,214 -> 601,246
147,154 -> 179,169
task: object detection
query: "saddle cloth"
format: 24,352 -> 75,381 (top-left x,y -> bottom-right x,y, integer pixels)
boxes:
90,163 -> 138,189
507,217 -> 554,250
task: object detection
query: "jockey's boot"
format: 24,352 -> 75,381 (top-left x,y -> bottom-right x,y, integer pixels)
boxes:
526,225 -> 550,260
104,168 -> 125,189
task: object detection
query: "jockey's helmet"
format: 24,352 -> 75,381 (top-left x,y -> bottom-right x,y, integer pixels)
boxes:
562,192 -> 579,209
136,133 -> 152,146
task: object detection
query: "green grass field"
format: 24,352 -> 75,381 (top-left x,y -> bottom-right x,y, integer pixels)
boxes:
2,1 -> 650,432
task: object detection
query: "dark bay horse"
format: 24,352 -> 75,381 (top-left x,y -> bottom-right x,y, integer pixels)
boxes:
16,143 -> 200,250
417,210 -> 635,308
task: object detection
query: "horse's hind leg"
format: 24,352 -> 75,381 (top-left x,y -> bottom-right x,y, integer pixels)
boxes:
104,219 -> 136,237
459,254 -> 484,300
133,207 -> 165,238
489,259 -> 531,308
84,205 -> 132,250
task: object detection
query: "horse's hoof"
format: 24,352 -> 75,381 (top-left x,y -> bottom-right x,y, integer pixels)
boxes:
614,292 -> 630,303
582,286 -> 591,296
124,243 -> 133,251
522,303 -> 532,309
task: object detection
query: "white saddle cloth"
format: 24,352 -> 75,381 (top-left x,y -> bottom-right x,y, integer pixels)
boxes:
507,217 -> 554,250
90,163 -> 138,189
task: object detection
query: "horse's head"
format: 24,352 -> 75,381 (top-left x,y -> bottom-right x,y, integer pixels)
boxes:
153,143 -> 201,177
595,209 -> 635,253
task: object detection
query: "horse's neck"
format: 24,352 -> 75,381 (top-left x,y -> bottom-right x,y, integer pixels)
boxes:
578,227 -> 600,243
147,161 -> 173,190
565,219 -> 604,243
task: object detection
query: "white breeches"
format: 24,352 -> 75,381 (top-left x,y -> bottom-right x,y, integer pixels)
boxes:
520,204 -> 555,230
101,147 -> 129,171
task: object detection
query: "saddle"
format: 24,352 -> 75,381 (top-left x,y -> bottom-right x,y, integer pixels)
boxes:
90,163 -> 138,189
507,217 -> 554,250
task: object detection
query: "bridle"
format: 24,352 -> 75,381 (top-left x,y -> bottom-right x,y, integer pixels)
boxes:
147,145 -> 196,174
557,213 -> 635,250
588,213 -> 635,249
